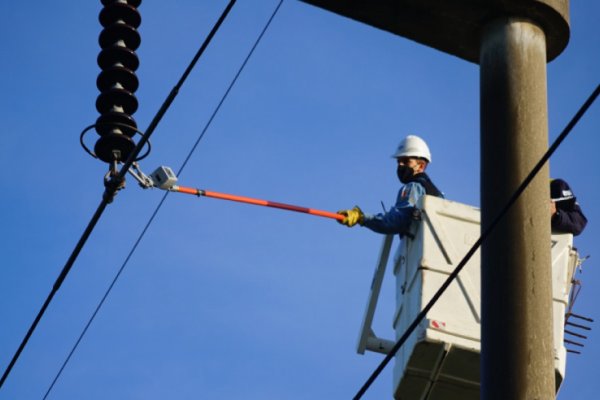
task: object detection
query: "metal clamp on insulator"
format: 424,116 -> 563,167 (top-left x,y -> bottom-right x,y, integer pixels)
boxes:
102,154 -> 126,203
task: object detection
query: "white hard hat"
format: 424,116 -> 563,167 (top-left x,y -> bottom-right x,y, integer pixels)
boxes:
391,135 -> 431,162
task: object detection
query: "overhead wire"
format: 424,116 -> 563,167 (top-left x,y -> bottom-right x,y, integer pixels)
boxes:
353,83 -> 600,399
0,0 -> 238,392
42,1 -> 285,398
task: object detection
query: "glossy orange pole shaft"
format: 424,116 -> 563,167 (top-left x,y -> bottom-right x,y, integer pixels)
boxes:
172,185 -> 344,221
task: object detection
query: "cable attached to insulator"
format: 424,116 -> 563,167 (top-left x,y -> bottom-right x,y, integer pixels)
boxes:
0,1 -> 241,393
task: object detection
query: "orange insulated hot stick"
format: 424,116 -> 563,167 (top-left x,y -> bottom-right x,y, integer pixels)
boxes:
171,185 -> 344,221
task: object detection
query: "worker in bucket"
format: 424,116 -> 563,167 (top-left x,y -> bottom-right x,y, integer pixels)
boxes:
550,178 -> 587,236
337,135 -> 443,235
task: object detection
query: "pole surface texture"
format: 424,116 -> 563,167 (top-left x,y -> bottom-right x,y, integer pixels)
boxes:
480,17 -> 555,399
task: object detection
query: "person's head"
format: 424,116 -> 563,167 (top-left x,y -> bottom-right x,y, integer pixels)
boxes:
392,135 -> 431,182
550,178 -> 576,209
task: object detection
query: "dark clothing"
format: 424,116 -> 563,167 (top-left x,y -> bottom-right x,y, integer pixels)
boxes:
551,178 -> 587,236
407,172 -> 443,198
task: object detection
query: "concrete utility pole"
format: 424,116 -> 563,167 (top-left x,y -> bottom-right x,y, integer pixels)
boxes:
299,1 -> 570,398
480,17 -> 556,399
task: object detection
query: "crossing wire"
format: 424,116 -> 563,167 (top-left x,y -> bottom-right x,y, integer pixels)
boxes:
0,0 -> 238,393
353,83 -> 600,399
42,1 -> 284,398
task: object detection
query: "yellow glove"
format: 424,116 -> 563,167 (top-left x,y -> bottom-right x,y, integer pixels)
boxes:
337,206 -> 364,227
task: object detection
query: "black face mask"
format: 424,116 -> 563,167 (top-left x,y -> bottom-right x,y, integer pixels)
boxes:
397,165 -> 414,184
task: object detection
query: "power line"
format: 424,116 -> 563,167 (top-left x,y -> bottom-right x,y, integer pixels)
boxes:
177,0 -> 284,175
353,83 -> 600,400
42,1 -> 284,398
0,0 -> 237,392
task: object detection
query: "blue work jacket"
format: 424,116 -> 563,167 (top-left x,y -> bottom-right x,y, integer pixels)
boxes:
362,181 -> 428,236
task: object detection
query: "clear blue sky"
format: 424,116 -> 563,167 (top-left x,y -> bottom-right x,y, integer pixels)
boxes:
0,1 -> 598,399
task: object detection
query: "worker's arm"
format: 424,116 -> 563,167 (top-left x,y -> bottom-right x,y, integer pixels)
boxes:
552,202 -> 588,236
362,182 -> 425,235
